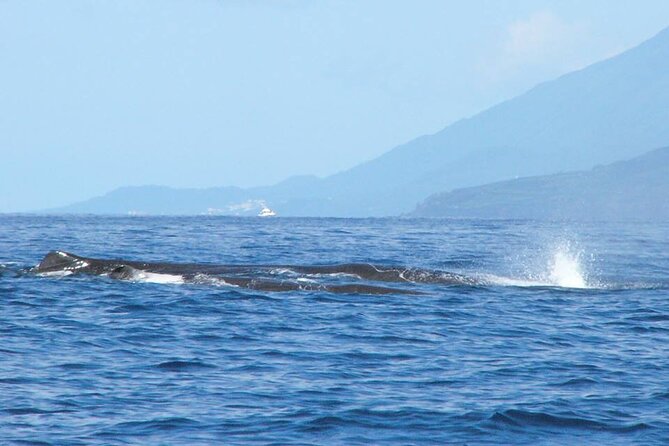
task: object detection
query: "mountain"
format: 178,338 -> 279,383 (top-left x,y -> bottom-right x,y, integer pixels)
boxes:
56,27 -> 669,216
54,175 -> 333,215
411,146 -> 669,221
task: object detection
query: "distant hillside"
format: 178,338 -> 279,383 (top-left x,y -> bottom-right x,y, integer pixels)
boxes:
54,175 -> 333,216
411,147 -> 669,221
56,27 -> 669,216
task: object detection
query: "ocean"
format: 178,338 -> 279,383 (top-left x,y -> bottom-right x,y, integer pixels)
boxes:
1,215 -> 668,445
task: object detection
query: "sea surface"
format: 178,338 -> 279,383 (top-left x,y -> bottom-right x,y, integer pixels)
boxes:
1,215 -> 669,445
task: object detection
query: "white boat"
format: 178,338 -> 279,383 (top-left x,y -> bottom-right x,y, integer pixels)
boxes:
258,206 -> 276,217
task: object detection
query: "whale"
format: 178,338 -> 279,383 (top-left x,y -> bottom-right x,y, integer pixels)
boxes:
34,251 -> 478,294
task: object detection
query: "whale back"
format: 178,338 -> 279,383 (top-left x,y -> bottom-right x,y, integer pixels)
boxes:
33,251 -> 479,294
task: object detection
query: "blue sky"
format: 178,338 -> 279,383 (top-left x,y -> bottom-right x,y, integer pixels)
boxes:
1,0 -> 669,212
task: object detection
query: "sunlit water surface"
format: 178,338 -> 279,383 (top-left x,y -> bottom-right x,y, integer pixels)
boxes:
1,216 -> 669,445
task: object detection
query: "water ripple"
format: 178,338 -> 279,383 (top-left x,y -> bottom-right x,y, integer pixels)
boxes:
1,216 -> 669,445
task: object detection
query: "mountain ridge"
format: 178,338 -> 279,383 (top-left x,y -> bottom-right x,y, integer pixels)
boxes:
53,26 -> 669,216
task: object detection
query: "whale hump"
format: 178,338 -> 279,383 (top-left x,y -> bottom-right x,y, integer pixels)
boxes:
108,265 -> 138,280
36,251 -> 86,273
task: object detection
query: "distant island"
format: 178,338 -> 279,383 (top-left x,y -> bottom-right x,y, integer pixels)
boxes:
51,27 -> 669,218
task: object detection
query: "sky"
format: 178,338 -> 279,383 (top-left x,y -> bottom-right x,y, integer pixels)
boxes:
1,0 -> 669,212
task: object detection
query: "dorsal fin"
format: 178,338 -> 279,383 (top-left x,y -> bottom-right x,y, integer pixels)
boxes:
35,251 -> 83,272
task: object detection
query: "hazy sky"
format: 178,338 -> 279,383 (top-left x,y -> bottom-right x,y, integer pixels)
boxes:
2,0 -> 669,211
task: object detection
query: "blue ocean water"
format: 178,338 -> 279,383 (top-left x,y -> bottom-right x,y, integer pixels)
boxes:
1,215 -> 669,445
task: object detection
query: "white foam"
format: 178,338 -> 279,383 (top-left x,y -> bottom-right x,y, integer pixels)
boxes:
38,270 -> 74,277
309,272 -> 361,279
131,270 -> 184,285
482,241 -> 593,289
192,273 -> 238,287
479,274 -> 548,288
270,268 -> 297,276
548,247 -> 586,288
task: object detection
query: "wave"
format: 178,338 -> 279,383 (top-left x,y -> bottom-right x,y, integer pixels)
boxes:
490,409 -> 650,433
99,417 -> 201,436
155,360 -> 216,372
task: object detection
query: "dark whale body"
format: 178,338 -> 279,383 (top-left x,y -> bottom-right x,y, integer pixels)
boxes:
35,251 -> 478,295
